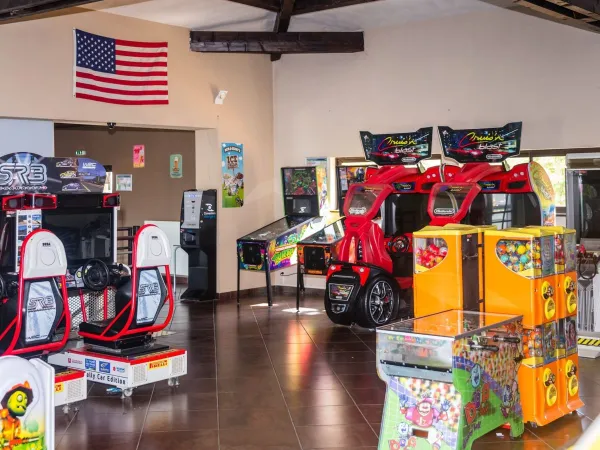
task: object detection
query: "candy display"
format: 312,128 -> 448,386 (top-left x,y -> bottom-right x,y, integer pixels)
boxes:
414,238 -> 448,272
496,239 -> 541,276
414,227 -> 482,318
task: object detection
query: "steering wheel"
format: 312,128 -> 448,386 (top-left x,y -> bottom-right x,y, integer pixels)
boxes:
388,234 -> 411,255
82,259 -> 110,291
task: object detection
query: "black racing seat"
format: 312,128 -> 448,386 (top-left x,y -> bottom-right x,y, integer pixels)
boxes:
0,229 -> 70,356
78,224 -> 174,351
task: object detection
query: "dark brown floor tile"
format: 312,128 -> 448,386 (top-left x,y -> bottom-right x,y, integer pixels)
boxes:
296,424 -> 378,448
143,409 -> 218,432
525,412 -> 591,445
219,425 -> 300,447
323,351 -> 376,363
148,391 -> 217,411
57,433 -> 139,450
274,362 -> 335,377
283,388 -> 355,408
219,390 -> 288,410
357,404 -> 383,424
219,407 -> 295,429
79,395 -> 151,414
347,388 -> 386,405
263,333 -> 315,344
280,374 -> 344,391
577,376 -> 600,397
578,396 -> 600,419
266,342 -> 320,355
289,405 -> 367,426
217,375 -> 279,392
152,377 -> 216,394
317,342 -> 371,353
138,430 -> 219,450
220,446 -> 301,450
338,373 -> 385,390
330,361 -> 378,375
65,411 -> 147,434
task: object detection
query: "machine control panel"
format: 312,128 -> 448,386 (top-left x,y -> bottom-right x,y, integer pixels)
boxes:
181,191 -> 202,229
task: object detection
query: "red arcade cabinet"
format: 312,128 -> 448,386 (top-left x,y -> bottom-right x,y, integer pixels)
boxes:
324,127 -> 457,328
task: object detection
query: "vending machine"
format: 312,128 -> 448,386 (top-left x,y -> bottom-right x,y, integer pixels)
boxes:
180,189 -> 218,301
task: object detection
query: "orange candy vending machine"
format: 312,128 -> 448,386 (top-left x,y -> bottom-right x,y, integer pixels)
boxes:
413,226 -> 482,318
483,228 -> 557,328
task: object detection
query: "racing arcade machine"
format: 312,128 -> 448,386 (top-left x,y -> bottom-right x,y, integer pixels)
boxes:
237,166 -> 327,307
179,189 -> 217,301
0,152 -> 115,411
325,127 -> 448,328
50,225 -> 187,397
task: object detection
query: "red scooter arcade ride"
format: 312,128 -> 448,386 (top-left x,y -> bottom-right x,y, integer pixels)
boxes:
325,127 -> 451,327
326,122 -> 554,328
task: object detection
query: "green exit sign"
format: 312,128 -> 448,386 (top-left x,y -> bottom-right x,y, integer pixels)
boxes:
75,149 -> 86,156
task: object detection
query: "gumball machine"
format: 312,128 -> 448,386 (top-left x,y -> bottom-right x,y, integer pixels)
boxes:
413,226 -> 482,318
483,228 -> 557,327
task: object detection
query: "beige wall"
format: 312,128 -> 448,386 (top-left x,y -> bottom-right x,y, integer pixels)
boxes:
0,9 -> 274,293
55,127 -> 196,227
273,7 -> 600,288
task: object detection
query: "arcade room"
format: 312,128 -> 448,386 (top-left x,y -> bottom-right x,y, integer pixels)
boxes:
3,1 -> 600,450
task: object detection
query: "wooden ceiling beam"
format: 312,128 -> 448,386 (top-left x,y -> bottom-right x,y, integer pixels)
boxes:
225,0 -> 281,12
190,31 -> 364,54
0,0 -> 95,21
291,0 -> 380,15
271,0 -> 296,62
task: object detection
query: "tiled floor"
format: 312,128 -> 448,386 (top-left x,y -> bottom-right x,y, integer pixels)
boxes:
55,294 -> 599,449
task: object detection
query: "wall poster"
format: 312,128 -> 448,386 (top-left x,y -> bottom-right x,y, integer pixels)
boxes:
170,154 -> 183,178
133,145 -> 145,168
116,174 -> 132,191
221,143 -> 244,208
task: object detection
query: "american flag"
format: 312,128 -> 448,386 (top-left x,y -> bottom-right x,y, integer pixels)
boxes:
74,29 -> 168,105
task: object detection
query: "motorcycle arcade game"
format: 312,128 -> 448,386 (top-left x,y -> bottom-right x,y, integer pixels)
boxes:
237,166 -> 329,307
50,225 -> 187,398
325,127 -> 454,328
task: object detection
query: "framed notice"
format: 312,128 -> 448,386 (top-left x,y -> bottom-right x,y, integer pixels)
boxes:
116,174 -> 132,191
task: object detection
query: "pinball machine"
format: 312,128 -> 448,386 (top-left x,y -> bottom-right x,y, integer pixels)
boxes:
237,166 -> 329,306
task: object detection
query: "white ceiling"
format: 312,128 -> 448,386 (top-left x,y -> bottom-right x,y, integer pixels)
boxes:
96,0 -> 494,32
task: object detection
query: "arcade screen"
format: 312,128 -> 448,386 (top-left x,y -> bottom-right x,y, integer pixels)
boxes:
463,193 -> 541,229
283,167 -> 317,196
43,208 -> 113,266
338,166 -> 369,209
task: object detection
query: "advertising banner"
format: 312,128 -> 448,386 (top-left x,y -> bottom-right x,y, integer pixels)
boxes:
221,143 -> 244,208
360,127 -> 433,166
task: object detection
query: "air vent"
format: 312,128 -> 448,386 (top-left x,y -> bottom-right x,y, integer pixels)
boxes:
67,378 -> 86,402
133,364 -> 148,384
170,355 -> 186,376
507,181 -> 526,189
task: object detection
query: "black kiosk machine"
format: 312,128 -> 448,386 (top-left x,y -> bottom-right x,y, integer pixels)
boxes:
179,189 -> 218,301
237,167 -> 326,307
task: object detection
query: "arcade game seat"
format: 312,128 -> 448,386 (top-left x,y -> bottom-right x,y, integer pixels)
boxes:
50,224 -> 188,397
0,229 -> 87,412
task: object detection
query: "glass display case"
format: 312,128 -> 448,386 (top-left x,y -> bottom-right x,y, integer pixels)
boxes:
376,310 -> 524,450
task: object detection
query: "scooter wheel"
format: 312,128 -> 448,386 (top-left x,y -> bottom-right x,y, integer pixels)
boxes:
356,275 -> 399,329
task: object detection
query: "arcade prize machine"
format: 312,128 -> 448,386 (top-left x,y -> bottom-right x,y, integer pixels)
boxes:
376,310 -> 525,450
326,127 -> 451,327
237,166 -> 327,306
482,227 -> 576,426
179,189 -> 217,301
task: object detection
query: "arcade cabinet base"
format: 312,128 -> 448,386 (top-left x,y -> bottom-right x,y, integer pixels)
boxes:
54,367 -> 87,410
49,348 -> 187,396
180,288 -> 216,302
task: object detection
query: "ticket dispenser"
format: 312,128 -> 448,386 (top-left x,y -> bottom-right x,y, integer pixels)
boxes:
484,228 -> 557,327
180,189 -> 217,301
413,226 -> 482,318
